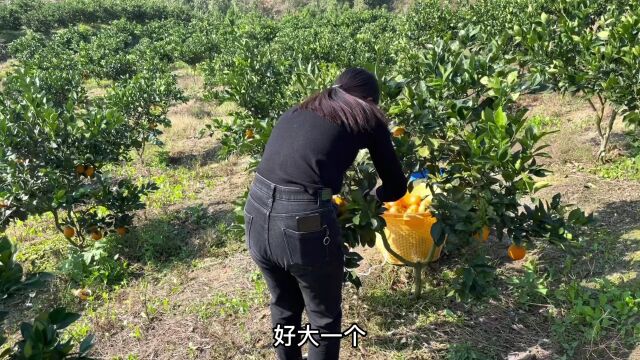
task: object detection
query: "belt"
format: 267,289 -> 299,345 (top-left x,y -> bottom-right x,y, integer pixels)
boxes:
252,173 -> 333,202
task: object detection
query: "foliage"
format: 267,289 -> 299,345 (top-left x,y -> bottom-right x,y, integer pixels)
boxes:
9,307 -> 94,359
446,343 -> 489,360
0,69 -> 157,250
507,259 -> 550,308
61,240 -> 129,286
0,235 -> 51,299
105,64 -> 187,152
513,0 -> 640,162
553,280 -> 640,355
0,0 -> 193,33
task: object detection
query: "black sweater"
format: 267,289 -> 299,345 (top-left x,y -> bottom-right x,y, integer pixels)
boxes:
256,107 -> 407,202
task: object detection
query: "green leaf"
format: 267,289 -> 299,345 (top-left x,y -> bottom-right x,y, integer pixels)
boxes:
533,181 -> 551,193
494,107 -> 507,129
541,12 -> 549,24
417,146 -> 430,158
79,334 -> 95,355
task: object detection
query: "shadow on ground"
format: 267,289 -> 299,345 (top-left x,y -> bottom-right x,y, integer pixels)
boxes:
121,204 -> 240,268
165,144 -> 223,169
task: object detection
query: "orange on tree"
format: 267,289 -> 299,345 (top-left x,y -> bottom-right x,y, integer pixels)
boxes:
245,129 -> 255,139
391,126 -> 406,137
75,164 -> 86,175
84,166 -> 96,178
473,226 -> 490,242
63,226 -> 75,238
508,244 -> 526,260
116,227 -> 128,236
90,231 -> 103,241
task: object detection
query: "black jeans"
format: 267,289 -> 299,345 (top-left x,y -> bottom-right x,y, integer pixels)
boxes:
244,174 -> 344,360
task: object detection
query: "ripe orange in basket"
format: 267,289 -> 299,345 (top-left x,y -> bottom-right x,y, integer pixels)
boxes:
406,194 -> 422,207
388,206 -> 401,214
397,193 -> 412,206
405,205 -> 419,214
508,244 -> 526,260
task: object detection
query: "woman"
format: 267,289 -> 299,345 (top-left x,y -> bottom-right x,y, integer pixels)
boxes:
244,68 -> 407,360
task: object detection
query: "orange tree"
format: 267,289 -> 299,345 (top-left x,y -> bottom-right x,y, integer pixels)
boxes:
372,30 -> 590,298
513,0 -> 640,162
0,67 -> 157,252
105,61 -> 187,158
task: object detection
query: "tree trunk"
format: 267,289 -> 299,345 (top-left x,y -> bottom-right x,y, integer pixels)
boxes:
597,108 -> 618,163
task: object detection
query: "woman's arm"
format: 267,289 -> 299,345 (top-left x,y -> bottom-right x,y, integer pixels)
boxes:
367,123 -> 407,202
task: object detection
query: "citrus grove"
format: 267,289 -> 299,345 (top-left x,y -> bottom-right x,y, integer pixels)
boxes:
1,0 -> 639,358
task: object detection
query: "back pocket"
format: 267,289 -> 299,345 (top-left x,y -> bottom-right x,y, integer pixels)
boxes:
283,226 -> 333,266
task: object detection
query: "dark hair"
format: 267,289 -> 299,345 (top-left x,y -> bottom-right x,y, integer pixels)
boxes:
298,67 -> 387,133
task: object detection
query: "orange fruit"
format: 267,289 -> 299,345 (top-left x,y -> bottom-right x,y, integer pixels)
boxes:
72,288 -> 92,301
508,244 -> 526,260
75,164 -> 85,175
391,126 -> 406,137
388,206 -> 401,214
396,192 -> 411,206
332,195 -> 348,215
405,204 -> 419,214
91,231 -> 103,241
332,195 -> 346,207
116,227 -> 128,236
407,194 -> 422,207
84,166 -> 95,178
245,129 -> 255,139
63,226 -> 75,238
418,198 -> 431,213
473,226 -> 490,242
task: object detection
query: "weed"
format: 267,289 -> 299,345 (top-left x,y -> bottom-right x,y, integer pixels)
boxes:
552,279 -> 640,355
447,343 -> 492,360
528,115 -> 560,131
507,259 -> 550,308
594,155 -> 640,181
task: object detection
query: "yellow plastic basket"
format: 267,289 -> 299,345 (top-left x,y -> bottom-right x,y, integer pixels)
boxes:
376,213 -> 445,265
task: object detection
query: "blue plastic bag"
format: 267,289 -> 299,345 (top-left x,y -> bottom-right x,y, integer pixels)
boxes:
409,168 -> 445,182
